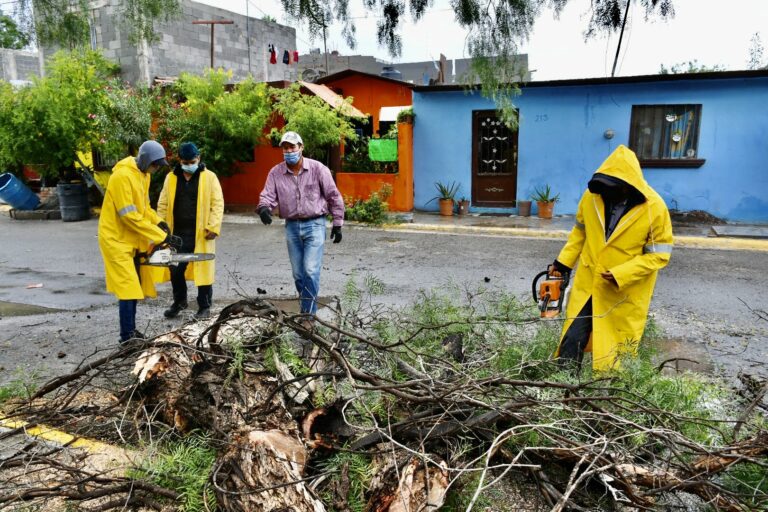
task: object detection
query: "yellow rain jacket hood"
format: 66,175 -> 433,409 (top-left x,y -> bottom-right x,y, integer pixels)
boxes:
154,167 -> 224,286
98,156 -> 167,300
556,145 -> 673,371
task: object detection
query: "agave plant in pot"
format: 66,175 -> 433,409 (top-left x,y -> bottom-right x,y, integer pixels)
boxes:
428,181 -> 460,216
531,184 -> 560,219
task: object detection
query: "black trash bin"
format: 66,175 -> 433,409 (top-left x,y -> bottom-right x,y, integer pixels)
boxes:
57,182 -> 90,222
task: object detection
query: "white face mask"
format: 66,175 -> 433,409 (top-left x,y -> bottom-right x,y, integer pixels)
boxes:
180,160 -> 199,173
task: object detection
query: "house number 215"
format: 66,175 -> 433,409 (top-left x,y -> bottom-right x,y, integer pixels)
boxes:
535,114 -> 549,122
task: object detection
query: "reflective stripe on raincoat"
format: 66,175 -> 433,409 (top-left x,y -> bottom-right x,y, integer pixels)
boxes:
155,168 -> 224,286
555,145 -> 674,371
98,156 -> 167,300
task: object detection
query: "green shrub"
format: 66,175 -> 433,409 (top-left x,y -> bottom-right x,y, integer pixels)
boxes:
344,185 -> 392,225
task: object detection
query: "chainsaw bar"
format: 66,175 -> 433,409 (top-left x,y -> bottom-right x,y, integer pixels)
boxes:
141,252 -> 215,267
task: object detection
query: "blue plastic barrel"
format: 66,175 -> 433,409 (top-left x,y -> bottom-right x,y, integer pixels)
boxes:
0,173 -> 40,210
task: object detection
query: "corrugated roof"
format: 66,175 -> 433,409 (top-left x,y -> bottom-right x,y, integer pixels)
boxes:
298,80 -> 367,118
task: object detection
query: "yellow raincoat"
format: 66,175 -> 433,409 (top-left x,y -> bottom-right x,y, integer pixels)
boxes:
155,168 -> 224,286
555,145 -> 673,371
98,156 -> 167,300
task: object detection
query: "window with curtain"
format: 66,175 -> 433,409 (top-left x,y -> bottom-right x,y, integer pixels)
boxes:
628,104 -> 705,167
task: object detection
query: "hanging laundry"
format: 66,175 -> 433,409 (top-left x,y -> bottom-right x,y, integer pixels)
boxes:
282,50 -> 290,64
293,51 -> 299,62
268,44 -> 277,64
287,51 -> 293,65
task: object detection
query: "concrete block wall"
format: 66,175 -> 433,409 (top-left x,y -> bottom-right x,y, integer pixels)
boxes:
0,49 -> 42,82
89,0 -> 296,85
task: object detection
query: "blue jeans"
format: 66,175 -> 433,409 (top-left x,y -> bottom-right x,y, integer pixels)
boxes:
119,299 -> 137,342
285,217 -> 326,314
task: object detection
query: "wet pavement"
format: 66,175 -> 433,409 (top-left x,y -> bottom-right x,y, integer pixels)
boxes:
1,206 -> 767,388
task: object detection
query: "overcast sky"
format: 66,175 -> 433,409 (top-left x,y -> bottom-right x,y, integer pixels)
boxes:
206,0 -> 767,80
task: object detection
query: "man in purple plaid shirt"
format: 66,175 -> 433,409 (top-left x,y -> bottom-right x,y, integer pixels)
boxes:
257,131 -> 345,318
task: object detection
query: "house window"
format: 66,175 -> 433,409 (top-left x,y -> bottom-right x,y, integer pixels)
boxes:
628,104 -> 705,168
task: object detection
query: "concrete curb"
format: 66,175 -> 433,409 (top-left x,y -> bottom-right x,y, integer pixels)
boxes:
221,214 -> 768,252
381,222 -> 768,252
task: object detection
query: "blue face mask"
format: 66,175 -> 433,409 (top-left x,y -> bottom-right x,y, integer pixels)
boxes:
284,151 -> 301,166
181,162 -> 199,173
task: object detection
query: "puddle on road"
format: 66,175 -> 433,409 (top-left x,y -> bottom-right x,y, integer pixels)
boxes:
0,300 -> 61,317
651,337 -> 714,374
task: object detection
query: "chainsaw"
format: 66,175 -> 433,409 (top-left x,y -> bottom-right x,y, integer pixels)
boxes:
139,234 -> 215,267
531,266 -> 570,318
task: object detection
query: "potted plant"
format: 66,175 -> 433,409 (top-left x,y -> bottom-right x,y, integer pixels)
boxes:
396,107 -> 414,124
517,199 -> 532,217
428,181 -> 460,216
531,185 -> 559,219
457,197 -> 470,215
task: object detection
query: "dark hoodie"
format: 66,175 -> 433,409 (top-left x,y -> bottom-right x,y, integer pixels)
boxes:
587,173 -> 646,239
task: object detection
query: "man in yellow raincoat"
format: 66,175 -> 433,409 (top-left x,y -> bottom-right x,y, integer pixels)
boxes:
156,142 -> 224,319
98,140 -> 171,343
551,145 -> 673,371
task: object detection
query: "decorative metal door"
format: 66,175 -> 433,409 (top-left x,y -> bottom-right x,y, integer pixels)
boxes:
472,110 -> 518,207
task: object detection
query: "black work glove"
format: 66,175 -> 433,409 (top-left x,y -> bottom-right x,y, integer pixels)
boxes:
158,221 -> 170,234
330,226 -> 342,244
550,259 -> 571,275
258,206 -> 272,225
161,233 -> 182,251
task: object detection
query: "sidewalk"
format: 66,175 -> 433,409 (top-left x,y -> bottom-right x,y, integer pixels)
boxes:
377,212 -> 768,252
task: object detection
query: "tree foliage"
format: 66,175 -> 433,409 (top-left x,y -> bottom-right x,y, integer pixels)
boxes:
0,50 -> 119,178
0,13 -> 30,49
156,69 -> 274,175
269,83 -> 358,159
748,32 -> 765,70
658,59 -> 725,74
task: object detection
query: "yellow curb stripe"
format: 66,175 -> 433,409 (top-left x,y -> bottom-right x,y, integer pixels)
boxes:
0,417 -> 114,453
382,223 -> 768,252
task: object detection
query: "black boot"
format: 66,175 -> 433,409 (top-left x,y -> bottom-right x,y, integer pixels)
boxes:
194,307 -> 211,319
164,301 -> 188,318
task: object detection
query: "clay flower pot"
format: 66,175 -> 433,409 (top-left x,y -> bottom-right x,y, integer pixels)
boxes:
537,201 -> 554,219
439,198 -> 454,216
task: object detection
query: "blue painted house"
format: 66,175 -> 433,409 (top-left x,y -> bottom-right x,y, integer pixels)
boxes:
412,70 -> 768,223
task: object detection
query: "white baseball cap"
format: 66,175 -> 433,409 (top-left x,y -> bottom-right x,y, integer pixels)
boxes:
279,131 -> 303,146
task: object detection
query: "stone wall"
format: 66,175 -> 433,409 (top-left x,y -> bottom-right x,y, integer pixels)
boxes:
0,49 -> 41,82
86,0 -> 296,85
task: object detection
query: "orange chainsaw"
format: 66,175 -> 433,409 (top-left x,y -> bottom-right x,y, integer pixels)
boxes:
532,266 -> 570,318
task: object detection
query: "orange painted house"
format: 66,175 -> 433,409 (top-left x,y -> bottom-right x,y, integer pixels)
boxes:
316,70 -> 414,211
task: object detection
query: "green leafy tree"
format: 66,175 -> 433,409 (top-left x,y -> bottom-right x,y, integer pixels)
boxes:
0,50 -> 118,180
269,83 -> 358,159
658,59 -> 725,74
281,0 -> 675,127
157,69 -> 273,175
96,79 -> 155,159
0,13 -> 30,49
748,32 -> 765,70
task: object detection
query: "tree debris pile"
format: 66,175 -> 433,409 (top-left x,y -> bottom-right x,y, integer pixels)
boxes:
1,287 -> 767,511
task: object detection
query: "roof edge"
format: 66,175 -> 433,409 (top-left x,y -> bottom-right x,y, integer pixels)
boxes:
412,69 -> 768,92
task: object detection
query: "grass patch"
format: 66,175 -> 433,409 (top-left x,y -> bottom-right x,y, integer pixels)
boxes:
0,369 -> 39,404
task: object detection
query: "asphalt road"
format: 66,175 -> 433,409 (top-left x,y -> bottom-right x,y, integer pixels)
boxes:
1,214 -> 767,386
